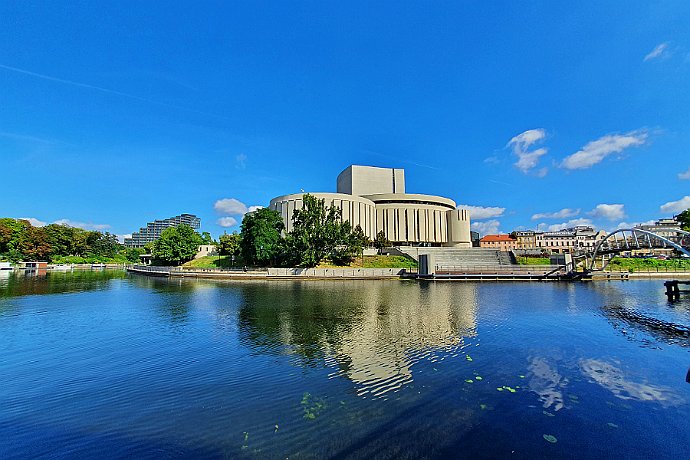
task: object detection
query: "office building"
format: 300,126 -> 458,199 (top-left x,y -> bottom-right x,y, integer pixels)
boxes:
124,213 -> 201,248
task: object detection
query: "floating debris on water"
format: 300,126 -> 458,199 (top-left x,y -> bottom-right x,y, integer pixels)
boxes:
543,411 -> 555,417
607,422 -> 619,429
543,434 -> 558,443
480,404 -> 487,410
274,425 -> 279,433
475,376 -> 483,381
465,379 -> 474,384
466,355 -> 473,362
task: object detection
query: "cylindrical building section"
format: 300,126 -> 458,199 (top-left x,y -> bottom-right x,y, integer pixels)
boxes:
363,193 -> 457,245
268,193 -> 377,239
446,208 -> 472,247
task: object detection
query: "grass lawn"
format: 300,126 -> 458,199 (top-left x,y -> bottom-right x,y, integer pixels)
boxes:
516,256 -> 551,265
182,254 -> 418,269
182,255 -> 237,269
318,255 -> 417,269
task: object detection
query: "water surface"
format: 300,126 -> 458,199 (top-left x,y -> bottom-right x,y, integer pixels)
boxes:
1,270 -> 688,459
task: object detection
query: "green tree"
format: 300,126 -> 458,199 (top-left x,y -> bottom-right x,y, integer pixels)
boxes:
282,194 -> 358,267
373,230 -> 391,250
43,224 -> 78,258
18,225 -> 52,261
152,224 -> 203,266
219,232 -> 242,257
121,247 -> 146,263
0,218 -> 29,261
200,231 -> 214,244
240,208 -> 284,266
677,209 -> 690,231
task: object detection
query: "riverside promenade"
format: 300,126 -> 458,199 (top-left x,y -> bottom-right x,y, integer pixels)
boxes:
127,265 -> 410,280
127,265 -> 690,282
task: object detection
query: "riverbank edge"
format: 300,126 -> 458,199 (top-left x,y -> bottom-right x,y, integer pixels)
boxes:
126,265 -> 690,281
127,265 -> 409,280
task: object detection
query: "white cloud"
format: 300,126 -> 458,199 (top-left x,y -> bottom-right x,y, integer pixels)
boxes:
53,219 -> 111,231
660,195 -> 690,214
214,198 -> 250,215
614,220 -> 655,230
456,204 -> 505,220
537,218 -> 593,232
531,208 -> 580,220
471,220 -> 501,236
17,217 -> 111,231
116,233 -> 132,243
678,167 -> 690,180
507,128 -> 548,174
217,217 -> 238,228
561,130 -> 648,170
214,198 -> 262,227
19,217 -> 47,227
588,204 -> 626,221
643,43 -> 669,62
235,153 -> 247,169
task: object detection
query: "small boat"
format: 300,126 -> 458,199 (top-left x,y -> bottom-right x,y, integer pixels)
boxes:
91,264 -> 106,269
50,264 -> 73,271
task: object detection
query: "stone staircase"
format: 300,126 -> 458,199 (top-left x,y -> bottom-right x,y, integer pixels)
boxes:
395,247 -> 516,268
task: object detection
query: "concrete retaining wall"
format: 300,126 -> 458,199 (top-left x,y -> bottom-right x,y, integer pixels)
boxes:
267,267 -> 405,278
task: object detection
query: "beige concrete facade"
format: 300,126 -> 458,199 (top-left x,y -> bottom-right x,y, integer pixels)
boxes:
269,165 -> 472,247
270,192 -> 377,238
337,165 -> 405,195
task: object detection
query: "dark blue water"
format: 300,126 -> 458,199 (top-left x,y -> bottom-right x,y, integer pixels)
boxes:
1,270 -> 688,459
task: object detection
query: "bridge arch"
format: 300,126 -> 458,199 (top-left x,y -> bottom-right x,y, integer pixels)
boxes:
586,228 -> 690,271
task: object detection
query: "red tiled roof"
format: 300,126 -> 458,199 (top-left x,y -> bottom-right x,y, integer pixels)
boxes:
480,234 -> 516,242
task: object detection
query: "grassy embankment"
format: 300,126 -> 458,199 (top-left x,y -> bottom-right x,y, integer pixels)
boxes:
183,255 -> 417,269
606,257 -> 690,272
516,255 -> 690,272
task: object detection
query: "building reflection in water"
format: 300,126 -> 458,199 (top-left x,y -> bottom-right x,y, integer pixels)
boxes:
237,280 -> 478,398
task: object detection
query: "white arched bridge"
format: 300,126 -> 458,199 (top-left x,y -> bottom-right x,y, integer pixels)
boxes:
580,227 -> 690,272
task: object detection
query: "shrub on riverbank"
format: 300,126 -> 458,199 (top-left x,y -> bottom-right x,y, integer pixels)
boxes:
607,257 -> 690,272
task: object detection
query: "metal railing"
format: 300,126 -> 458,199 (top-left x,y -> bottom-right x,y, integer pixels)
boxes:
435,264 -> 567,274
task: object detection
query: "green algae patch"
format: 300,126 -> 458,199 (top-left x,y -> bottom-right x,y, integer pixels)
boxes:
301,392 -> 326,420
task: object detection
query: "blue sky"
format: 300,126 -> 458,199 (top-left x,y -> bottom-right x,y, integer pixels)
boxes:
2,1 -> 689,239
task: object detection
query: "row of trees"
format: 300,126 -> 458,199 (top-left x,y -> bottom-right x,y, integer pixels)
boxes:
217,194 -> 391,268
0,218 -> 142,263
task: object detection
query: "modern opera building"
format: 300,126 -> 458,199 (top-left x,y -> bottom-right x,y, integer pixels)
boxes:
269,165 -> 472,247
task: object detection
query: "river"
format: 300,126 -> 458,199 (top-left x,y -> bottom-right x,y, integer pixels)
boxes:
1,270 -> 688,459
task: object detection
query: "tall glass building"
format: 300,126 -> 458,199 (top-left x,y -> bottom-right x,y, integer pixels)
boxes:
124,214 -> 201,248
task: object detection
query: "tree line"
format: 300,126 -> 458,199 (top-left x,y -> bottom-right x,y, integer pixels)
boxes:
0,218 -> 140,264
